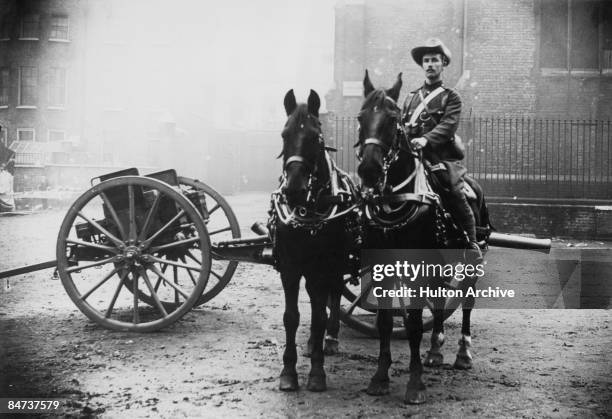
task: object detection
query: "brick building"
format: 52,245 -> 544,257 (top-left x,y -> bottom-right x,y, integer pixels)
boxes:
0,0 -> 86,163
326,0 -> 612,119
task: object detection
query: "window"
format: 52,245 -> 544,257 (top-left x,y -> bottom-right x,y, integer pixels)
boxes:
49,15 -> 69,41
17,128 -> 35,142
18,66 -> 37,106
48,130 -> 65,142
48,67 -> 66,107
20,14 -> 39,39
540,0 -> 612,72
0,15 -> 10,40
0,67 -> 8,106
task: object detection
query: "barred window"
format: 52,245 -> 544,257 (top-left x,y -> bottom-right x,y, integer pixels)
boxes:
17,128 -> 35,142
49,15 -> 69,40
20,14 -> 39,39
48,67 -> 66,107
0,67 -> 8,106
19,66 -> 37,106
540,0 -> 612,72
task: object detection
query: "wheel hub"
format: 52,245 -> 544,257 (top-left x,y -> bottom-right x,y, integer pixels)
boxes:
122,245 -> 143,266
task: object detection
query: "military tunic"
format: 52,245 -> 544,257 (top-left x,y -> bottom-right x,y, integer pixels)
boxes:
401,80 -> 466,188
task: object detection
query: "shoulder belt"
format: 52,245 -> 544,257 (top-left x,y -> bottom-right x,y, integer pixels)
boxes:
406,86 -> 446,127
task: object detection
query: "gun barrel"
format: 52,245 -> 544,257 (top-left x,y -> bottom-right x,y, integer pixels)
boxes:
487,232 -> 551,253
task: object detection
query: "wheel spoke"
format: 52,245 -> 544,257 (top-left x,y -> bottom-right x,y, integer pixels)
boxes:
180,256 -> 198,286
210,269 -> 222,281
208,226 -> 231,236
139,268 -> 168,317
138,192 -> 162,242
128,185 -> 137,242
185,250 -> 202,265
99,192 -> 127,240
208,203 -> 220,216
153,263 -> 168,292
148,264 -> 190,299
66,238 -> 120,254
66,256 -> 116,273
141,209 -> 186,247
105,270 -> 128,318
346,280 -> 375,315
149,236 -> 199,253
147,255 -> 201,273
132,270 -> 140,324
80,267 -> 120,301
77,211 -> 124,248
173,265 -> 179,305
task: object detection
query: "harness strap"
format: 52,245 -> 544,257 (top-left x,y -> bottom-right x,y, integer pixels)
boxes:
428,162 -> 447,172
284,155 -> 309,170
407,86 -> 446,127
363,137 -> 389,152
372,193 -> 437,206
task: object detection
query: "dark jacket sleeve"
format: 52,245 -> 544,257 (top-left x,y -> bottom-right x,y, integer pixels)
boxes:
423,89 -> 462,147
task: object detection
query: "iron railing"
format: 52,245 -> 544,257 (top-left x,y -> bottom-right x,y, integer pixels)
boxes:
323,117 -> 612,200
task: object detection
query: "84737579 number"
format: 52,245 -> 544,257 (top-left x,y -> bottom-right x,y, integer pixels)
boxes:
0,398 -> 63,413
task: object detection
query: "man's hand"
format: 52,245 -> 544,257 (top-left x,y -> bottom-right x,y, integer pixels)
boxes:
410,137 -> 428,150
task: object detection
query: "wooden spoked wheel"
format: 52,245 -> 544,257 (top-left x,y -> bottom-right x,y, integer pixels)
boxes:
177,177 -> 240,305
56,176 -> 211,332
339,265 -> 475,338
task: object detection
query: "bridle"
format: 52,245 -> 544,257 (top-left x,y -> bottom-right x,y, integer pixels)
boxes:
357,94 -> 440,231
357,96 -> 408,193
273,124 -> 359,234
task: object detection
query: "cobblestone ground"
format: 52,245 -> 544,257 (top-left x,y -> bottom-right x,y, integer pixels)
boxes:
0,192 -> 610,418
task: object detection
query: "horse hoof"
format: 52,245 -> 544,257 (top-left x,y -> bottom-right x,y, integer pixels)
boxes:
424,351 -> 443,367
404,386 -> 427,405
366,379 -> 390,396
323,338 -> 339,356
279,373 -> 299,391
306,374 -> 327,392
454,355 -> 473,370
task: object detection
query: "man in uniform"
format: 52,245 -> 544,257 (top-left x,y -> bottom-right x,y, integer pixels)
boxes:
402,38 -> 482,262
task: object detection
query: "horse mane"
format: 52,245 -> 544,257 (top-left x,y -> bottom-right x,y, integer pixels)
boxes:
359,89 -> 399,117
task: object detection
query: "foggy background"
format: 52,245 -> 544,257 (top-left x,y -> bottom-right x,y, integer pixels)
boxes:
81,0 -> 336,191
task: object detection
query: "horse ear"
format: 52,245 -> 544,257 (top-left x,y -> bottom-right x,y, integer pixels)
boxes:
386,72 -> 403,102
307,89 -> 320,117
363,69 -> 375,97
283,89 -> 297,116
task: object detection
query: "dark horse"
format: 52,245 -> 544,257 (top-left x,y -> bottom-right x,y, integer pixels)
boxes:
356,71 -> 490,404
269,89 -> 359,391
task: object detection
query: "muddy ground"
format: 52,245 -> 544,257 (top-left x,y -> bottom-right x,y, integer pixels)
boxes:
0,192 -> 610,418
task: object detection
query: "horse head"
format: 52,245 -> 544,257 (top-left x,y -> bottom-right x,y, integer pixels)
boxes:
356,70 -> 404,192
280,89 -> 324,208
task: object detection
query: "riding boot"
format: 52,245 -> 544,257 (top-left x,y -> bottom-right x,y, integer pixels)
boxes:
445,192 -> 483,264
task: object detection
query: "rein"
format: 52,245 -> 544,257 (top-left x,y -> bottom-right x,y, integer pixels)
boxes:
359,114 -> 440,231
274,149 -> 359,234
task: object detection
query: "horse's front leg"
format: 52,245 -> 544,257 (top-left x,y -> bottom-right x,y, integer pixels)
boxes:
323,275 -> 343,355
404,309 -> 426,404
304,276 -> 341,357
366,309 -> 393,395
455,289 -> 474,370
279,270 -> 301,391
305,276 -> 329,391
424,298 -> 445,367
